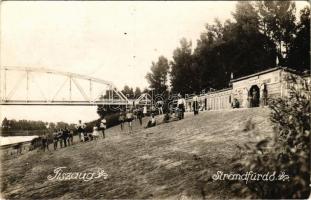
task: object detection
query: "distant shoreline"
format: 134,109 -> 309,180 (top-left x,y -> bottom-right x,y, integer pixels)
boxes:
0,135 -> 39,147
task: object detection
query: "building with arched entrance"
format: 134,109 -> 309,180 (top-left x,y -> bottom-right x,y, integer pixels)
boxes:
230,67 -> 309,108
185,67 -> 310,111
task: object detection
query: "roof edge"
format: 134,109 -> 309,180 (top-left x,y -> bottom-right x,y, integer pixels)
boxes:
230,67 -> 305,83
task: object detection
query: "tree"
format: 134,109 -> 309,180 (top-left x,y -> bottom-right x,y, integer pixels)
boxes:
162,1 -> 303,97
228,1 -> 276,76
194,19 -> 229,91
121,85 -> 134,98
170,38 -> 200,95
142,87 -> 149,94
0,119 -> 73,136
145,56 -> 170,95
134,87 -> 142,98
287,6 -> 310,71
233,1 -> 260,34
1,117 -> 9,128
256,1 -> 297,63
193,2 -> 276,91
48,122 -> 56,130
1,118 -> 9,135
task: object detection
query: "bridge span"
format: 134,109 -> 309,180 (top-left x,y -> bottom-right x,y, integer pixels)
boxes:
0,66 -> 150,106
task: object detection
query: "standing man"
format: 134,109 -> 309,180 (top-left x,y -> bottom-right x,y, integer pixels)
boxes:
99,118 -> 107,139
53,130 -> 58,150
58,129 -> 63,148
137,108 -> 143,126
157,101 -> 164,115
41,134 -> 49,152
76,120 -> 85,142
126,109 -> 134,134
62,127 -> 69,147
68,130 -> 74,145
192,93 -> 199,115
83,126 -> 89,142
63,127 -> 69,147
119,111 -> 125,131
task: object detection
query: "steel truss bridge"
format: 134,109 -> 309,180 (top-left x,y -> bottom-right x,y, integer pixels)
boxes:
0,66 -> 150,106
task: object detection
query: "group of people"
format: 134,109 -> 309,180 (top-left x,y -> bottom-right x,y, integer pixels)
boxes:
40,118 -> 107,152
51,128 -> 74,151
39,94 -> 192,152
39,127 -> 74,152
76,119 -> 107,142
118,108 -> 138,133
118,94 -> 189,130
118,106 -> 158,132
148,94 -> 189,127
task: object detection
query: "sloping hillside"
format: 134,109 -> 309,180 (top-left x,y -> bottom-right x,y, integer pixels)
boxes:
1,108 -> 274,199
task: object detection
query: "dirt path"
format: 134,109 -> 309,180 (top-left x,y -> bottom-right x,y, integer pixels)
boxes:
1,108 -> 273,199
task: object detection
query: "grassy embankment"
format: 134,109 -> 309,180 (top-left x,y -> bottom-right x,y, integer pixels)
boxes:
1,107 -> 273,199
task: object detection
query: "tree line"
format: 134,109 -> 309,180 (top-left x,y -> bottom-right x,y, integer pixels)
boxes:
121,86 -> 146,99
1,118 -> 75,136
145,1 -> 310,96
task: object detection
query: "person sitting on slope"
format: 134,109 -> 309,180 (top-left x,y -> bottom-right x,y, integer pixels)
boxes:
145,113 -> 156,128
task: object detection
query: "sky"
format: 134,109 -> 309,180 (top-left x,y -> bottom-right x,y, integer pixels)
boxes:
0,1 -> 309,124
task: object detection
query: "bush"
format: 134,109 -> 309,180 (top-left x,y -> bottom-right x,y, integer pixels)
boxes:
233,75 -> 310,199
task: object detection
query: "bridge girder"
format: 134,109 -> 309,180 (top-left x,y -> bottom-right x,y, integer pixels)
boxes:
0,66 -> 130,106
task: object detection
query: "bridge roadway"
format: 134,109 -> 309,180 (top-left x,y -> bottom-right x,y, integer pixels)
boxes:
0,99 -> 151,106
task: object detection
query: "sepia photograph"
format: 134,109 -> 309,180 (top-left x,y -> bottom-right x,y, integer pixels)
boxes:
0,1 -> 310,199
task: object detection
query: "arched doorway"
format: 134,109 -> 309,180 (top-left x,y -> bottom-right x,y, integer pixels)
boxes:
249,85 -> 260,107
